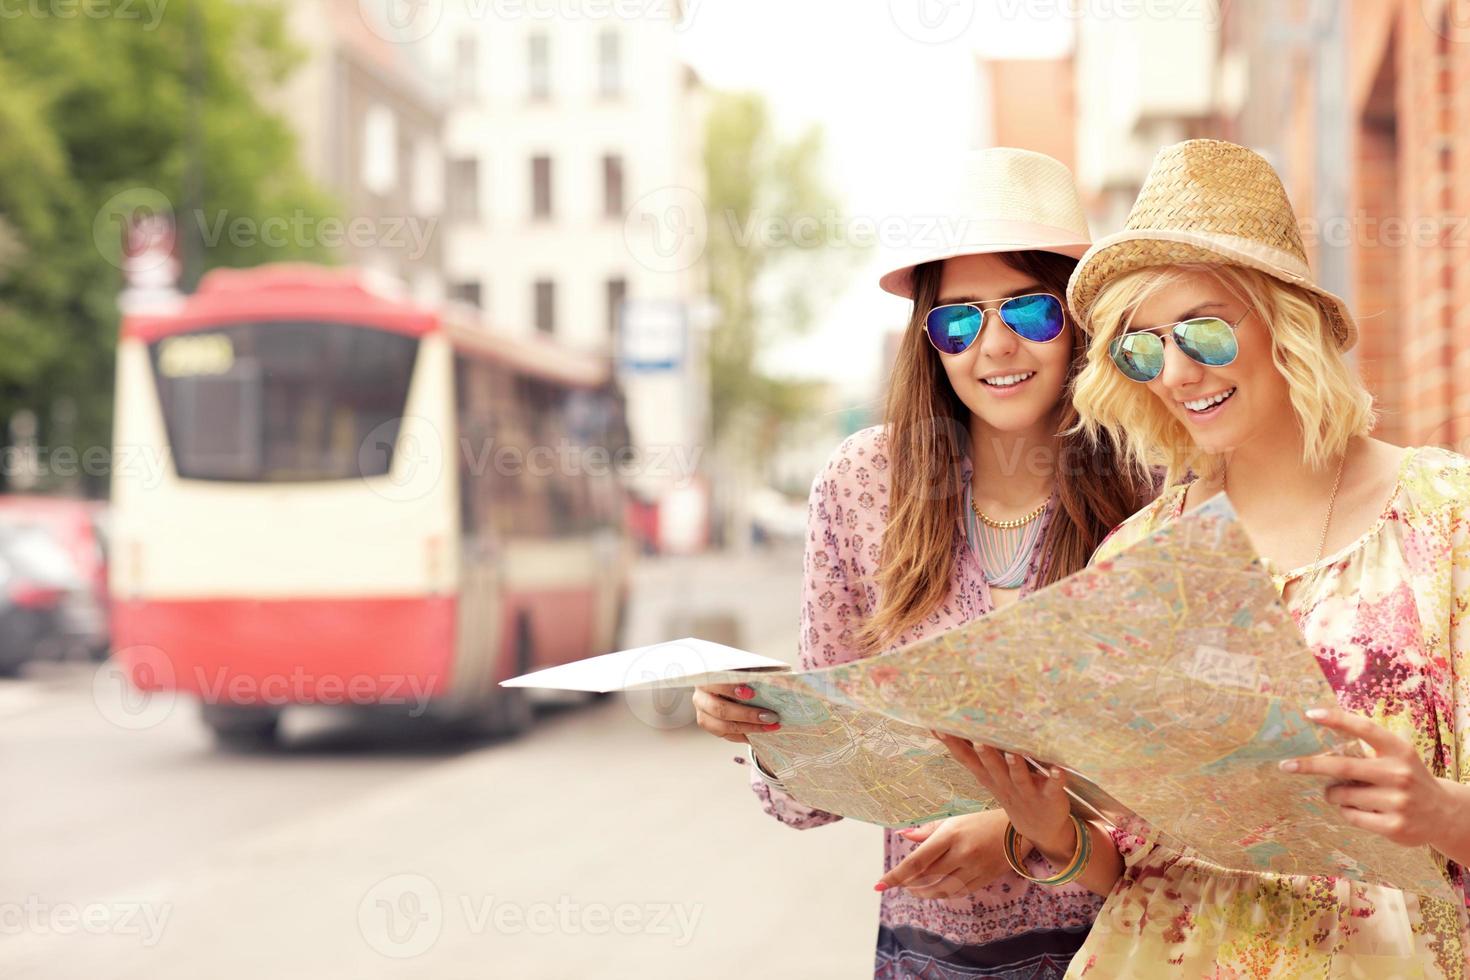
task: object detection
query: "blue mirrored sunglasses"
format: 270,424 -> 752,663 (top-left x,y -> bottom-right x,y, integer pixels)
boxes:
924,292 -> 1067,356
1107,311 -> 1249,383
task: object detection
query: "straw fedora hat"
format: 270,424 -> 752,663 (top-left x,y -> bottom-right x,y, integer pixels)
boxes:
1066,138 -> 1357,351
877,147 -> 1092,299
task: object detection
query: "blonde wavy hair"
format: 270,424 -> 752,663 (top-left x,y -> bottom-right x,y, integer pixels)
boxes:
1072,263 -> 1376,486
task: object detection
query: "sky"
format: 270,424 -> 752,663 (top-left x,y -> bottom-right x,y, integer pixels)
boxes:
676,0 -> 1074,400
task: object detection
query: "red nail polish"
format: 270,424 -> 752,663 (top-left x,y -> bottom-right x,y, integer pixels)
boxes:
764,723 -> 781,731
735,686 -> 755,699
873,882 -> 889,892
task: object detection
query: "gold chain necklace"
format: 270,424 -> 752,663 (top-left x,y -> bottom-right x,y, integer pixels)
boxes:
970,496 -> 1048,529
1223,451 -> 1347,565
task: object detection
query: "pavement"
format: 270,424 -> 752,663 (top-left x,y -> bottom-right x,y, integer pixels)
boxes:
0,542 -> 881,979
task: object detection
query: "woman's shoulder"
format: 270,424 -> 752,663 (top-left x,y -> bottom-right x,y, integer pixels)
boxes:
1089,483 -> 1189,566
814,424 -> 892,495
1394,442 -> 1470,522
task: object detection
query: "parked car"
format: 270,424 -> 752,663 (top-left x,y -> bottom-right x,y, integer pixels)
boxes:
0,522 -> 93,674
0,498 -> 110,663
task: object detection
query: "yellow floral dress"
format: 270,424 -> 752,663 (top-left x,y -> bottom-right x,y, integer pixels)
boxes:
1066,445 -> 1470,979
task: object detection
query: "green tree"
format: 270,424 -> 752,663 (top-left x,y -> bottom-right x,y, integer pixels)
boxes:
702,92 -> 866,467
0,0 -> 334,492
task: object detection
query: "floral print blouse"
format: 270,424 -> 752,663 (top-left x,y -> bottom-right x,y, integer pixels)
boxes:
1068,444 -> 1470,979
744,424 -> 1105,978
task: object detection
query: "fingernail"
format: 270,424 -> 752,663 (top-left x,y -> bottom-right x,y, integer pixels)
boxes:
1305,708 -> 1327,720
757,711 -> 779,723
1279,759 -> 1299,772
735,686 -> 755,699
873,882 -> 889,892
763,723 -> 781,731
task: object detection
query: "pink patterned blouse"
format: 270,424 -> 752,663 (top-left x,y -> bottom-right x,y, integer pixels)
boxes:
743,424 -> 1105,978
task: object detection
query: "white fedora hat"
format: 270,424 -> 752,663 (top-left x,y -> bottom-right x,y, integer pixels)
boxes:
876,147 -> 1093,299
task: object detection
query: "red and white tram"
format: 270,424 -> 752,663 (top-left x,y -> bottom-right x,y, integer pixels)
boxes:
109,263 -> 633,744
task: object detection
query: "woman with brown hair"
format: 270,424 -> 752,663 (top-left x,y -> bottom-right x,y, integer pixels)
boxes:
692,148 -> 1155,978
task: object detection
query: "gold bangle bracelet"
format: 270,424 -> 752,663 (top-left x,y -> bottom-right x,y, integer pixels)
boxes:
1002,814 -> 1091,886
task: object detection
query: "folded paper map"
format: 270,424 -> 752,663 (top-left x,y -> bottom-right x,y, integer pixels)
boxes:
503,494 -> 1454,901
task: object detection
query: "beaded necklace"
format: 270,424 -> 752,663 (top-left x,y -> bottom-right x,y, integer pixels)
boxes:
964,482 -> 1049,588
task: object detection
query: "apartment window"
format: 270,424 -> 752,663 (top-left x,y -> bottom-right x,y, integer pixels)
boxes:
602,155 -> 625,218
598,29 -> 622,98
412,139 -> 444,216
454,34 -> 479,99
606,277 -> 627,338
528,32 -> 550,101
449,157 -> 480,220
534,279 -> 556,334
449,280 -> 482,309
531,155 -> 553,219
362,104 -> 397,195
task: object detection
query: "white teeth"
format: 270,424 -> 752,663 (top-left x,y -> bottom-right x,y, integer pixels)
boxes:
1184,388 -> 1236,412
982,372 -> 1035,388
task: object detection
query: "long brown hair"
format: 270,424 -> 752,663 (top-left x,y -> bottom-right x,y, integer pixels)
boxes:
848,250 -> 1153,658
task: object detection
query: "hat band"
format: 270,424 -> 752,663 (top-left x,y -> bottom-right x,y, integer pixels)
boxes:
1100,228 -> 1313,281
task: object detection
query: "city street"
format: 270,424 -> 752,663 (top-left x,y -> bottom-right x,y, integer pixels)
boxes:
0,544 -> 880,979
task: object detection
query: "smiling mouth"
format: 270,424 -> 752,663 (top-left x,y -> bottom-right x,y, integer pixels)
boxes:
1182,388 -> 1237,413
981,371 -> 1035,389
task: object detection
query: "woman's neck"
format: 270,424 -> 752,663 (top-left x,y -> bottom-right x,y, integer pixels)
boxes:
968,413 -> 1059,508
1209,424 -> 1348,509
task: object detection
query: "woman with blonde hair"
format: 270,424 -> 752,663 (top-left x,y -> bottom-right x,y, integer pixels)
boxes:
938,138 -> 1470,976
691,148 -> 1154,977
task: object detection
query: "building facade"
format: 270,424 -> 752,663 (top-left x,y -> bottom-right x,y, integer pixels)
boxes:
273,0 -> 449,306
426,0 -> 711,551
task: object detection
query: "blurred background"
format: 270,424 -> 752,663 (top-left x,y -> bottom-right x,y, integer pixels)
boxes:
0,0 -> 1465,976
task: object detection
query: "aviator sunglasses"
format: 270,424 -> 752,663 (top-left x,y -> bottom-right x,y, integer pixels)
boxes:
924,292 -> 1067,355
1107,309 -> 1250,383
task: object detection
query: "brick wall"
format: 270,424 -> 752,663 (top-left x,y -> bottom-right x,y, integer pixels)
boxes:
1228,0 -> 1470,450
